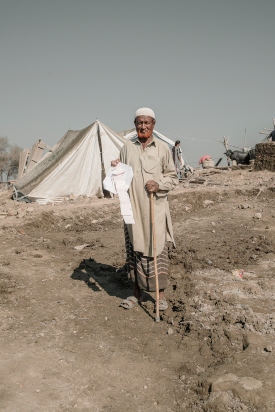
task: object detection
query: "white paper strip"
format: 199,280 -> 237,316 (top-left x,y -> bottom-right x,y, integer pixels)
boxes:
104,163 -> 135,225
103,163 -> 133,194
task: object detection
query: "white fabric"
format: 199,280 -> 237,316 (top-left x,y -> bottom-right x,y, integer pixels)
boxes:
135,107 -> 155,119
107,163 -> 135,224
103,163 -> 133,194
178,147 -> 185,167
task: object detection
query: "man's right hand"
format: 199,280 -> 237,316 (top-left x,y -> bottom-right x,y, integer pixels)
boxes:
111,159 -> 120,167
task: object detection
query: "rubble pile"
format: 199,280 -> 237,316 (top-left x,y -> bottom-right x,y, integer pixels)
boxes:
254,142 -> 275,171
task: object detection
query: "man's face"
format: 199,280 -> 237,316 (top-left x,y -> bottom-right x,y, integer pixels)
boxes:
135,116 -> 155,139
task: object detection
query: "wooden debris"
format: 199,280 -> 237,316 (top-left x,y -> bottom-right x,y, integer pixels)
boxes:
256,188 -> 263,198
18,149 -> 30,179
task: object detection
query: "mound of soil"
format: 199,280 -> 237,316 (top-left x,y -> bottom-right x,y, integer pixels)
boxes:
1,168 -> 275,411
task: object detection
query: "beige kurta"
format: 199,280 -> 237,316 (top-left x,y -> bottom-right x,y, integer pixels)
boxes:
120,136 -> 178,257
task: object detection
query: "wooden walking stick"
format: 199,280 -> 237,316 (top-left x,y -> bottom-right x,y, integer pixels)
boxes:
150,192 -> 160,322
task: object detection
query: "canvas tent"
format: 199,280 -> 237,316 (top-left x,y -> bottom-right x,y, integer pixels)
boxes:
123,128 -> 175,148
14,120 -> 126,204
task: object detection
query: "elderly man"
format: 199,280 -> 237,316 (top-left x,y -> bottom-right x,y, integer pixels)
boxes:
112,108 -> 178,311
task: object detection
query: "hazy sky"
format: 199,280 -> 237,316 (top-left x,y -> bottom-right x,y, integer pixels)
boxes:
1,0 -> 274,166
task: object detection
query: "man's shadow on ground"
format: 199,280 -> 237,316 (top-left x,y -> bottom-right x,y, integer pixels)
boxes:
70,257 -> 129,299
70,257 -> 155,318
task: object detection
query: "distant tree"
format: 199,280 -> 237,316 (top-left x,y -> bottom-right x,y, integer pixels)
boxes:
7,145 -> 22,180
0,136 -> 9,152
0,137 -> 9,182
0,136 -> 22,182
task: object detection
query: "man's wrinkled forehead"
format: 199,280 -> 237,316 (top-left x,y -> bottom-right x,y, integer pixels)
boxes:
135,115 -> 155,123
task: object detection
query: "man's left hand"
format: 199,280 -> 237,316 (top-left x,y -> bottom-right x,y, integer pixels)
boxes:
146,180 -> 159,193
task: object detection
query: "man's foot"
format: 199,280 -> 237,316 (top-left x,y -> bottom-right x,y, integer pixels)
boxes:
120,296 -> 138,310
156,289 -> 168,311
159,299 -> 168,311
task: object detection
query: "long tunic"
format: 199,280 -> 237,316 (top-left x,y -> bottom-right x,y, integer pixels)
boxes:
119,136 -> 178,257
172,146 -> 183,173
124,225 -> 168,291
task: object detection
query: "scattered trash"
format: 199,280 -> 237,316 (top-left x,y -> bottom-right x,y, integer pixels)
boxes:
198,155 -> 215,169
73,244 -> 91,250
232,269 -> 244,280
198,155 -> 212,164
206,259 -> 213,265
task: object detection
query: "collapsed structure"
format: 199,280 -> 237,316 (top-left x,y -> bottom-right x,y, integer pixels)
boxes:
255,117 -> 275,171
14,120 -> 126,203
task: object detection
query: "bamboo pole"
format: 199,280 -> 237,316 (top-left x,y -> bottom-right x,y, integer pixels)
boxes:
215,139 -> 246,150
150,192 -> 160,322
244,128 -> 246,150
223,136 -> 231,166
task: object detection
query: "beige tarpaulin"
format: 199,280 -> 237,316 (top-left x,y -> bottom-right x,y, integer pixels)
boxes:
14,120 -> 126,204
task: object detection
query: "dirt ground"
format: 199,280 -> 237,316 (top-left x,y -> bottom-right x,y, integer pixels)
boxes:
1,167 -> 275,412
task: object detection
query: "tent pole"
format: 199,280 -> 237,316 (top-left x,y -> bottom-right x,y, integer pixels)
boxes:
97,122 -> 109,198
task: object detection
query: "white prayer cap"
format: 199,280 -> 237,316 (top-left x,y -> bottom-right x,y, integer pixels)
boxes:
135,107 -> 155,119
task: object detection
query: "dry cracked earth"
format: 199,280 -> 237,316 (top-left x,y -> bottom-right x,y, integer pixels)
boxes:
1,167 -> 275,412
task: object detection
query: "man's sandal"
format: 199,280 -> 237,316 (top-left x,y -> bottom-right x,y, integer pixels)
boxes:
158,300 -> 168,311
120,296 -> 138,310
